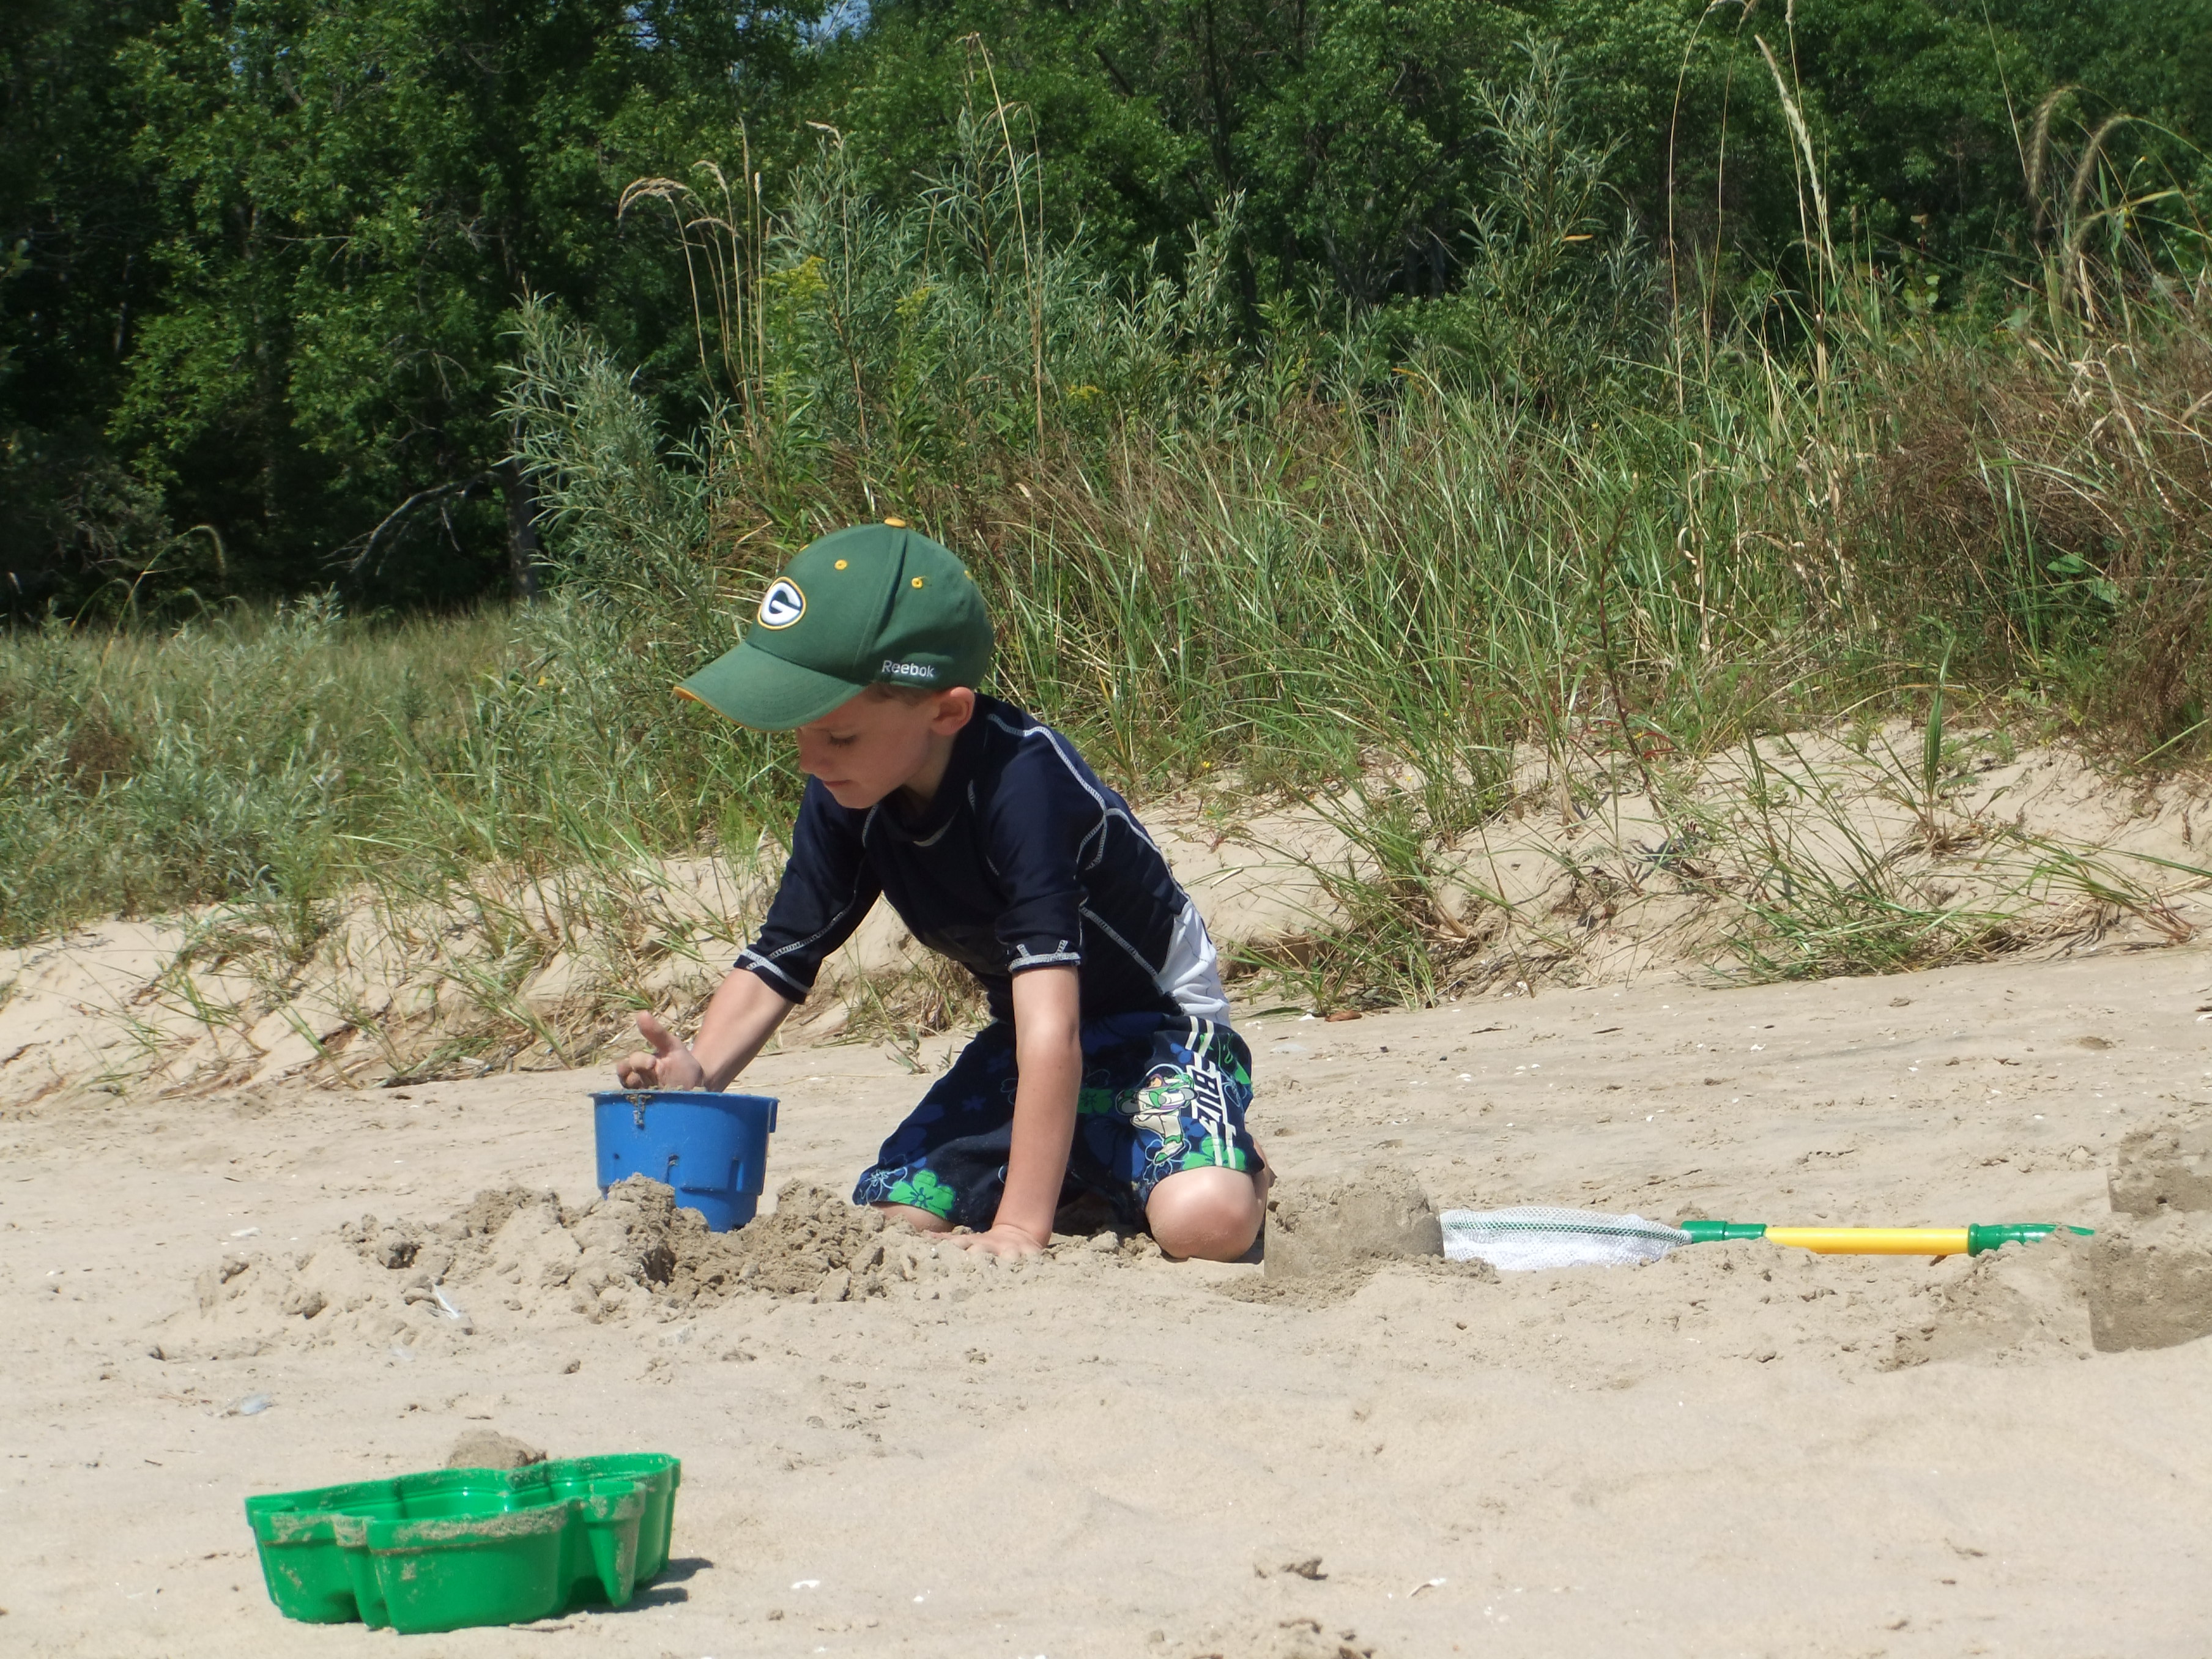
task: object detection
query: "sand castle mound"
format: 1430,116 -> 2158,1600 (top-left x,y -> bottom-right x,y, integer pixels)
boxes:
155,1175 -> 1181,1360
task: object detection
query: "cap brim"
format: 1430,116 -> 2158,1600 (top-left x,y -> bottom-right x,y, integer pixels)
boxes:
675,640 -> 863,730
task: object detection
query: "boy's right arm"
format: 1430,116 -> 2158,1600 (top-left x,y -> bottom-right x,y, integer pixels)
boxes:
616,967 -> 794,1092
622,783 -> 874,1091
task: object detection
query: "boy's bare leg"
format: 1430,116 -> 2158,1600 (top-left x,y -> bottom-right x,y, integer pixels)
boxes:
883,1181 -> 1261,1256
874,1203 -> 956,1234
1146,1165 -> 1267,1262
875,1130 -> 1273,1258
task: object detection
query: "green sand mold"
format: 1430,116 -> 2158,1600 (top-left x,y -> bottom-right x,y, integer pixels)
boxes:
245,1453 -> 681,1633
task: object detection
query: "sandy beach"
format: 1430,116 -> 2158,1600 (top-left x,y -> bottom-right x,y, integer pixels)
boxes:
6,939 -> 2211,1658
14,3 -> 2212,1647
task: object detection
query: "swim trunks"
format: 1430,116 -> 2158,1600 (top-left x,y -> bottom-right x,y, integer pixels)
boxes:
852,1012 -> 1260,1231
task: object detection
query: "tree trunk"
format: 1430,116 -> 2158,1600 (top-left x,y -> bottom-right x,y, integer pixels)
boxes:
496,457 -> 541,603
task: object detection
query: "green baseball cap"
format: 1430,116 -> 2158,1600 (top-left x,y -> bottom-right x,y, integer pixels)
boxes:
676,523 -> 993,729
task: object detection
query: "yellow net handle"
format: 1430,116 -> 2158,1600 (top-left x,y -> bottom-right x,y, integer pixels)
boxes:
1762,1227 -> 1972,1256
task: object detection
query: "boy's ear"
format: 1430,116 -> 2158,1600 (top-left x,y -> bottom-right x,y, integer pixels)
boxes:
929,686 -> 976,735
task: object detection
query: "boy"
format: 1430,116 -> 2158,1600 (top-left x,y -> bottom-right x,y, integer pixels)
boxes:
615,522 -> 1266,1262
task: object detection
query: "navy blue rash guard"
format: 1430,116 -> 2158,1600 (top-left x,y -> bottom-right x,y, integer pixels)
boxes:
736,697 -> 1230,1025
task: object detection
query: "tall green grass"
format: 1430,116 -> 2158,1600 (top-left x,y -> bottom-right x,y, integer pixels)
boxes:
0,600 -> 503,946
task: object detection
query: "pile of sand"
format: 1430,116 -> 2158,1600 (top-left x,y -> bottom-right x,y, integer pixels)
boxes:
1230,1168 -> 1486,1307
1263,1167 -> 1445,1281
2109,1107 -> 2212,1215
1882,1231 -> 2095,1368
156,1139 -> 2212,1371
2087,1105 -> 2212,1351
156,1176 -> 1173,1359
444,1428 -> 547,1469
1882,1201 -> 2212,1362
1241,1160 -> 2208,1367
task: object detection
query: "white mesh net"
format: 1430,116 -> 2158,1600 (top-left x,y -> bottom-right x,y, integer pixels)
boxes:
1439,1206 -> 1691,1271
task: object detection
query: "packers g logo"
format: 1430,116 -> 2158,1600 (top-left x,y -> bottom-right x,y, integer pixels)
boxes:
757,578 -> 806,629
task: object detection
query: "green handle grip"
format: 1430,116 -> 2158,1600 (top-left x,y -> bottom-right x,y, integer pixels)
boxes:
1677,1220 -> 1769,1243
1964,1223 -> 2095,1254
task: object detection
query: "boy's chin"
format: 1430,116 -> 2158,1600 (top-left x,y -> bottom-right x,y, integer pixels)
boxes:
820,781 -> 893,810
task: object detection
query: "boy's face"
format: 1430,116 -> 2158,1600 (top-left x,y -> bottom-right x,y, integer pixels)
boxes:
793,688 -> 974,810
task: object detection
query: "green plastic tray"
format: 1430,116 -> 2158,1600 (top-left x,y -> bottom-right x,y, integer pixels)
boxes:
244,1453 -> 681,1634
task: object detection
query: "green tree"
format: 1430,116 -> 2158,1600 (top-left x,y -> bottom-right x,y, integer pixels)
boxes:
9,0 -> 2210,622
839,0 -> 2210,319
0,1 -> 179,614
836,1 -> 1529,310
1545,0 -> 2210,282
112,0 -> 825,604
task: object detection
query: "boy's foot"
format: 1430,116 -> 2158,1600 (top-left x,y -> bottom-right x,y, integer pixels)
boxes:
873,1202 -> 955,1236
869,1201 -> 1045,1258
948,1222 -> 1050,1260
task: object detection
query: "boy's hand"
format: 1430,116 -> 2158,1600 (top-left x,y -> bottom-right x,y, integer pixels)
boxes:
615,1012 -> 707,1091
950,1222 -> 1050,1261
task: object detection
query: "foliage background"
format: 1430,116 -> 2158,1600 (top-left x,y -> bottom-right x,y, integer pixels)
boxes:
6,0 -> 2209,614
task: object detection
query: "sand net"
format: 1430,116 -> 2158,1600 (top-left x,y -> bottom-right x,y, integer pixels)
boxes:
1439,1206 -> 1691,1271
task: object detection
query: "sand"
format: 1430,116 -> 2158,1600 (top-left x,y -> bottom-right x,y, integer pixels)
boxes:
445,1429 -> 547,1470
1262,1168 -> 1444,1283
6,946 -> 2212,1656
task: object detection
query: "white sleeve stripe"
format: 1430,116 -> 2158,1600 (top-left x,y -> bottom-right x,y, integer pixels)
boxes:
753,884 -> 872,965
987,708 -> 1134,870
987,711 -> 1200,1000
737,950 -> 811,994
987,710 -> 1108,811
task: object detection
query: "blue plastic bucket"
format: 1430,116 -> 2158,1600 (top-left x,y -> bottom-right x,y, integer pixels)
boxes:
590,1090 -> 779,1231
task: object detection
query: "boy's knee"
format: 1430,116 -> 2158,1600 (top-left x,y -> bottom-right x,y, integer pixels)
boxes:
1145,1167 -> 1264,1262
